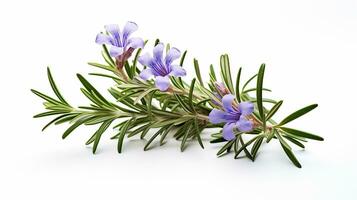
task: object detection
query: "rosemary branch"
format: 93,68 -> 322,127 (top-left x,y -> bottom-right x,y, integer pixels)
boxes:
32,22 -> 323,168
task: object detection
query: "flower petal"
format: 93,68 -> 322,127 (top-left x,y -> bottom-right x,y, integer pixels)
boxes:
155,76 -> 170,91
165,47 -> 181,66
122,21 -> 138,45
238,101 -> 254,115
138,53 -> 152,67
127,37 -> 144,49
109,46 -> 124,57
105,24 -> 120,35
223,123 -> 236,141
95,33 -> 113,45
153,43 -> 164,62
222,94 -> 235,112
209,109 -> 227,124
169,65 -> 186,77
105,24 -> 121,46
139,68 -> 154,80
236,117 -> 253,132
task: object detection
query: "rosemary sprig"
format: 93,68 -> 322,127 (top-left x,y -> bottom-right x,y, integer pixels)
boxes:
32,22 -> 323,168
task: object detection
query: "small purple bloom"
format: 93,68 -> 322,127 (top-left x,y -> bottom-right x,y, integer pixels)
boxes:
95,22 -> 144,68
138,43 -> 186,91
209,94 -> 254,141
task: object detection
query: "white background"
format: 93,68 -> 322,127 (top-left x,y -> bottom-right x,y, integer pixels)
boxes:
0,0 -> 356,199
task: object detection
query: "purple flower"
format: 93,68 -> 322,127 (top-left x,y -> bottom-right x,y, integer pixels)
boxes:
138,43 -> 186,91
209,94 -> 254,141
95,22 -> 144,68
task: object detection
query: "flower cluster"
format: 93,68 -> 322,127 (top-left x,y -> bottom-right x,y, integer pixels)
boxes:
209,94 -> 254,140
96,22 -> 186,91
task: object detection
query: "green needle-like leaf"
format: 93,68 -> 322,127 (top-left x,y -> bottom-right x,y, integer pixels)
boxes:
180,50 -> 187,66
220,54 -> 235,94
209,64 -> 217,81
279,127 -> 324,141
174,94 -> 191,113
160,124 -> 175,145
275,131 -> 291,150
279,141 -> 302,168
117,119 -> 132,153
132,47 -> 143,76
34,110 -> 68,118
217,140 -> 235,156
284,136 -> 305,149
77,74 -> 111,107
124,61 -> 133,79
47,67 -> 69,105
62,115 -> 93,139
133,88 -> 157,105
54,114 -> 78,125
257,64 -> 266,129
188,78 -> 196,112
31,89 -> 62,105
266,100 -> 283,121
243,88 -> 272,93
172,49 -> 186,88
144,126 -> 166,151
234,136 -> 240,154
193,59 -> 204,85
242,74 -> 257,91
234,135 -> 261,159
235,67 -> 242,103
88,62 -> 116,73
279,104 -> 318,126
180,124 -> 192,152
102,44 -> 115,67
41,114 -> 74,131
239,136 -> 254,161
210,137 -> 226,143
89,73 -> 121,82
140,124 -> 152,139
146,90 -> 156,119
92,120 -> 113,154
194,118 -> 204,149
266,128 -> 277,143
251,136 -> 264,160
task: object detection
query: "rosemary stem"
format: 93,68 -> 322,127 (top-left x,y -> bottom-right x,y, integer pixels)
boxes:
196,114 -> 209,121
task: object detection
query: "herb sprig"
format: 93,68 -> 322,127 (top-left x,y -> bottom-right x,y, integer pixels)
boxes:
32,22 -> 323,168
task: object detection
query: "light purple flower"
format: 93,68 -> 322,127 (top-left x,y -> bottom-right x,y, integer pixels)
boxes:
95,22 -> 144,68
138,43 -> 186,91
209,94 -> 254,141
